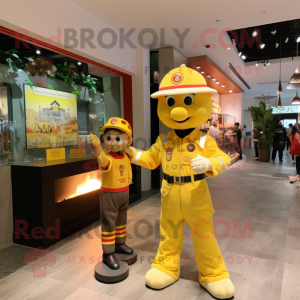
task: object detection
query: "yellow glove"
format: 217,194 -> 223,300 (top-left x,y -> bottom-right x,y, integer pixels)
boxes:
90,134 -> 102,153
191,154 -> 212,174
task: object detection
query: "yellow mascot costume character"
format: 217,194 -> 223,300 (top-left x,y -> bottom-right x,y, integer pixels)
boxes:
126,65 -> 235,299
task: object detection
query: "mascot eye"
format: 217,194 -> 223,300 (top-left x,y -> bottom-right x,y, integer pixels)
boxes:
106,135 -> 111,141
116,136 -> 122,142
166,96 -> 175,107
184,95 -> 193,105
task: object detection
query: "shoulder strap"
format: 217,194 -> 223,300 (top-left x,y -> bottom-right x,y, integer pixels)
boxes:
199,132 -> 207,148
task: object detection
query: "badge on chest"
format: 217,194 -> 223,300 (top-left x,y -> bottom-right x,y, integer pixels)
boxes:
166,147 -> 173,161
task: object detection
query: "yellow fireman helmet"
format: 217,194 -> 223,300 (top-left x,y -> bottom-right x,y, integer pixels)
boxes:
151,64 -> 217,98
101,117 -> 132,138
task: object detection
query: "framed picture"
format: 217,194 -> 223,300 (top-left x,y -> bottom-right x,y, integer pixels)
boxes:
24,84 -> 78,149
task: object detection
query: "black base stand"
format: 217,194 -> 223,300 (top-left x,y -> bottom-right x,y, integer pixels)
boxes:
115,252 -> 137,265
95,261 -> 129,283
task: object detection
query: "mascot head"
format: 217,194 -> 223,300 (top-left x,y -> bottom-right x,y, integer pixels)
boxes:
151,64 -> 217,129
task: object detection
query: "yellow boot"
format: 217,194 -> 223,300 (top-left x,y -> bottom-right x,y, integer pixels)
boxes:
145,268 -> 176,289
201,278 -> 235,299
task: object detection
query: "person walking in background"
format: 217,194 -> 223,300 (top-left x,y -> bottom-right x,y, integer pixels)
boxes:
253,125 -> 259,160
231,122 -> 242,159
291,123 -> 299,164
272,123 -> 286,162
289,125 -> 300,182
286,123 -> 293,153
209,122 -> 219,141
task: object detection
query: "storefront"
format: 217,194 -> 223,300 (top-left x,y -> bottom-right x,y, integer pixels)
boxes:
0,26 -> 140,249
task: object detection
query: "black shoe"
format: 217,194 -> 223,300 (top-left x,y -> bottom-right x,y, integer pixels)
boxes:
102,253 -> 120,270
115,244 -> 133,255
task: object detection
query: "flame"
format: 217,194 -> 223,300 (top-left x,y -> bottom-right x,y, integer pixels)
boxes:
69,171 -> 101,199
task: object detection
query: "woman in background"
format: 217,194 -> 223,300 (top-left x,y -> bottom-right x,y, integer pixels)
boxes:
289,125 -> 300,182
272,123 -> 286,162
286,123 -> 293,154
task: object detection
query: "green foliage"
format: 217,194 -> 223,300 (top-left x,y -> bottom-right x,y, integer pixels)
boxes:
249,102 -> 282,150
47,84 -> 54,90
0,49 -> 110,101
0,49 -> 25,72
25,80 -> 34,90
72,90 -> 81,98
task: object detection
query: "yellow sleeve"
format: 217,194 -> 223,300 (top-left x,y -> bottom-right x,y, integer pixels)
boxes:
128,156 -> 133,185
98,151 -> 112,172
203,136 -> 231,178
130,135 -> 162,170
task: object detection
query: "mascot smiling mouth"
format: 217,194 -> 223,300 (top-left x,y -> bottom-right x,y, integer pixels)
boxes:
172,117 -> 191,123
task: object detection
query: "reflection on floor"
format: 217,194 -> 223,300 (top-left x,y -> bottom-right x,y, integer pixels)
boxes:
0,148 -> 299,300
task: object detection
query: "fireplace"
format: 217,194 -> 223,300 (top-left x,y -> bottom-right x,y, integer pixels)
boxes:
11,156 -> 141,248
55,170 -> 102,203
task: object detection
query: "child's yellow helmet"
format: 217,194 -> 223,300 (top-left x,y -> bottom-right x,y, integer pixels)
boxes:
101,117 -> 132,138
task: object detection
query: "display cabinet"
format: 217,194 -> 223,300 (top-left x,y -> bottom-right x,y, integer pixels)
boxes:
200,113 -> 237,157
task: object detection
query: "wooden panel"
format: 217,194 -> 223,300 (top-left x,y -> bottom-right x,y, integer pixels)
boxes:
187,55 -> 244,94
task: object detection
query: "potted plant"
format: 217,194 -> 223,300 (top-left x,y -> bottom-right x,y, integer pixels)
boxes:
248,102 -> 281,162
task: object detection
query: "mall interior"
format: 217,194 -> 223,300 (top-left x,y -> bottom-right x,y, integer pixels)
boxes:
0,1 -> 300,300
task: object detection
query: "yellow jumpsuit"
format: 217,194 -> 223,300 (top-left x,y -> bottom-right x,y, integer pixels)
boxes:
131,129 -> 231,284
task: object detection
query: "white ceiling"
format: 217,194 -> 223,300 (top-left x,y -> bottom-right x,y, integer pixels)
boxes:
72,0 -> 300,104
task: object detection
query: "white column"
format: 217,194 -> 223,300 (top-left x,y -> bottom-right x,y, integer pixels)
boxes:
132,44 -> 151,191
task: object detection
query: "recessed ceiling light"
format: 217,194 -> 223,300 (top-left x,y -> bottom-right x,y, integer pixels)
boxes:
229,90 -> 232,93
196,65 -> 200,69
239,52 -> 242,56
222,85 -> 225,87
36,50 -> 41,54
201,71 -> 204,74
212,78 -> 216,81
285,37 -> 289,43
260,44 -> 265,49
216,81 -> 219,84
253,31 -> 257,37
78,62 -> 81,65
241,55 -> 246,60
207,75 -> 211,77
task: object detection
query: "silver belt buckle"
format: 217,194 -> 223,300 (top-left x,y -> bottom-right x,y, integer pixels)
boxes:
174,176 -> 181,183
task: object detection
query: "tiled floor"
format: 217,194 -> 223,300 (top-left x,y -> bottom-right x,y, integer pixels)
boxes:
0,148 -> 299,300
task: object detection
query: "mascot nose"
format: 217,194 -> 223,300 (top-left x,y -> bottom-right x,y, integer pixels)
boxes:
171,107 -> 188,121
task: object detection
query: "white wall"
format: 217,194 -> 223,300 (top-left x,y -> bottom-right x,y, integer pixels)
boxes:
132,45 -> 151,191
221,93 -> 243,125
0,0 -> 136,74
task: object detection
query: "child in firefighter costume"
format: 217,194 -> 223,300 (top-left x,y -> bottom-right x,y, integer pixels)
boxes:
125,65 -> 235,299
90,117 -> 133,270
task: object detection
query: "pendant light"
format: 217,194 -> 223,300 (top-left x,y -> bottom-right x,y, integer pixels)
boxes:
277,94 -> 283,107
287,39 -> 300,89
277,36 -> 283,94
291,90 -> 300,104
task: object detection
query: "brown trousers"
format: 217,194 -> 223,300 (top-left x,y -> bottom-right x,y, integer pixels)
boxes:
100,190 -> 129,254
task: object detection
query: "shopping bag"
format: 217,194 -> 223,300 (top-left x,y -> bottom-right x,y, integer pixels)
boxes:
289,133 -> 300,156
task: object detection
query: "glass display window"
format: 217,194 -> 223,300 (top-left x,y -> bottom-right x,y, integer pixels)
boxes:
0,31 -> 124,166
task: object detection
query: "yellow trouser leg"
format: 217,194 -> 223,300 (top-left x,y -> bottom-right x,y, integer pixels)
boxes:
151,199 -> 185,281
181,183 -> 230,285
